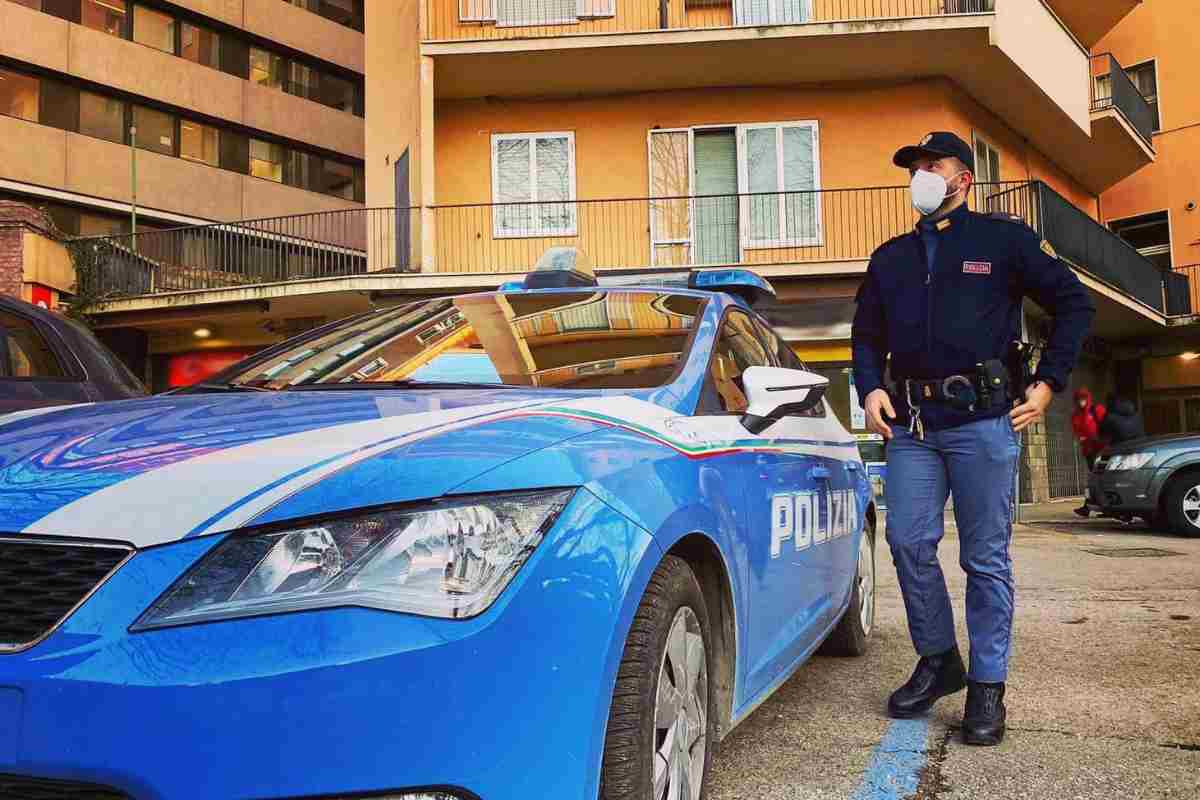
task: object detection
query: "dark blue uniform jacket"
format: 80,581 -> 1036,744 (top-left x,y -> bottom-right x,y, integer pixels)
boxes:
851,203 -> 1095,432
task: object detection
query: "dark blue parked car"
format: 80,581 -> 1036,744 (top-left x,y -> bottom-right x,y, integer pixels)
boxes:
0,295 -> 145,415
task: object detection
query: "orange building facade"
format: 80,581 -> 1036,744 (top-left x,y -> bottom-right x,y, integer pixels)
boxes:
1097,0 -> 1200,434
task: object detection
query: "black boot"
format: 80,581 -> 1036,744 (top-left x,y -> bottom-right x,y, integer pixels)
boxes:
962,680 -> 1007,746
1073,504 -> 1090,518
887,646 -> 967,719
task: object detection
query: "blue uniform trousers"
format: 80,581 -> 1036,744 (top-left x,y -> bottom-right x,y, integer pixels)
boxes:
884,415 -> 1021,683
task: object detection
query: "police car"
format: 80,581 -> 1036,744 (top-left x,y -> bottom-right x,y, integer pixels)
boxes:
0,253 -> 875,800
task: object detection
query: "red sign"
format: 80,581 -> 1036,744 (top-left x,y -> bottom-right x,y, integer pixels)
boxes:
30,284 -> 53,309
962,261 -> 992,275
167,349 -> 258,388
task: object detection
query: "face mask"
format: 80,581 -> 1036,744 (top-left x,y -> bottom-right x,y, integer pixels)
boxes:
910,169 -> 964,216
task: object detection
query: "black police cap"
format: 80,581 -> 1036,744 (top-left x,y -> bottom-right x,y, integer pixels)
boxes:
893,132 -> 975,175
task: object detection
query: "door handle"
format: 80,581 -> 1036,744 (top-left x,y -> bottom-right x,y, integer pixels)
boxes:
810,466 -> 831,481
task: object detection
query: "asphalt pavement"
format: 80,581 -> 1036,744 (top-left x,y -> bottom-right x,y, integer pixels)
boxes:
707,500 -> 1200,800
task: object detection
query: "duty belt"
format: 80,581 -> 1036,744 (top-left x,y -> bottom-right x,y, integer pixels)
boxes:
892,362 -> 1011,440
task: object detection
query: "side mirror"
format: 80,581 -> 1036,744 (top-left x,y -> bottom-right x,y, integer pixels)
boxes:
740,366 -> 829,434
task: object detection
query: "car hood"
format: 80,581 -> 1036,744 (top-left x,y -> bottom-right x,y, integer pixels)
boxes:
0,389 -> 608,546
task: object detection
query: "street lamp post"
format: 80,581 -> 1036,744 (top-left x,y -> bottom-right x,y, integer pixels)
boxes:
130,124 -> 137,251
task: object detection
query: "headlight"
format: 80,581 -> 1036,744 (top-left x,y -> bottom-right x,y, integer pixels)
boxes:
133,489 -> 574,630
1106,452 -> 1153,471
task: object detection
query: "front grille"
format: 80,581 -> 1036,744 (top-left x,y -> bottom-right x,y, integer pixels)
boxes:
0,774 -> 130,800
0,539 -> 131,651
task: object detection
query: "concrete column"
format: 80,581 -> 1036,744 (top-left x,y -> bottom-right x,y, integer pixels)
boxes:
0,202 -> 65,304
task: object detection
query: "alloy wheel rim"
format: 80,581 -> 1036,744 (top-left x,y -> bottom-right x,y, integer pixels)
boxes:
1183,486 -> 1200,528
653,606 -> 708,800
858,533 -> 875,635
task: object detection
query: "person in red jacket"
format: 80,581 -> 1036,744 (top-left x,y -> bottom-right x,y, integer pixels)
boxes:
1071,388 -> 1107,517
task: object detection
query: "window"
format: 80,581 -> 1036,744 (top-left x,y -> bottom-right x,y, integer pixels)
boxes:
133,5 -> 176,53
319,159 -> 355,199
496,0 -> 578,26
81,0 -> 127,36
699,312 -> 773,414
285,150 -> 319,192
740,121 -> 821,247
250,47 -> 285,90
1126,61 -> 1160,132
0,68 -> 40,122
1110,210 -> 1171,269
250,139 -> 285,182
180,119 -> 219,166
735,0 -> 811,26
0,311 -> 66,379
973,134 -> 1001,182
318,73 -> 355,113
180,22 -> 220,69
491,132 -> 576,237
78,213 -> 128,236
289,62 -> 315,100
133,105 -> 175,156
79,91 -> 126,143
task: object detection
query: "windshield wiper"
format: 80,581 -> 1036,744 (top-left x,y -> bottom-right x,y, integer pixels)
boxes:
285,381 -> 528,391
169,382 -> 277,394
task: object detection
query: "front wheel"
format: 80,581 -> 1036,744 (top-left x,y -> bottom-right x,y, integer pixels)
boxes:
819,520 -> 876,656
600,555 -> 716,800
1163,474 -> 1200,538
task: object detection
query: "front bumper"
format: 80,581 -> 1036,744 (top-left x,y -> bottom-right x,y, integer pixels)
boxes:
1086,468 -> 1157,514
0,490 -> 657,800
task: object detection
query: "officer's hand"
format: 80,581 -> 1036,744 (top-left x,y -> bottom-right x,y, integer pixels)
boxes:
865,389 -> 896,439
1010,382 -> 1053,432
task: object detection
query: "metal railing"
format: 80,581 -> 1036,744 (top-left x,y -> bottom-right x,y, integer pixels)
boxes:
1171,265 -> 1200,317
74,208 -> 419,299
1090,53 -> 1156,146
431,182 -> 1035,274
426,0 -> 995,42
1031,182 -> 1167,312
73,181 -> 1184,315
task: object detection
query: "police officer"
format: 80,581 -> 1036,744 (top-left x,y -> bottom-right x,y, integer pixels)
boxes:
852,132 -> 1094,745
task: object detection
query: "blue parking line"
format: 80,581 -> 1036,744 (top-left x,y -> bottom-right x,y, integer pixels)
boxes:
849,718 -> 931,800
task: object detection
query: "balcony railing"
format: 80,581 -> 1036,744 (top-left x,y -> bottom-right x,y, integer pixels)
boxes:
74,181 -> 1182,318
425,0 -> 996,43
1169,265 -> 1199,317
73,208 -> 419,300
1091,53 -> 1156,145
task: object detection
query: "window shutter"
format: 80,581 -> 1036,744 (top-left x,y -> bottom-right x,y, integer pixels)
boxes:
460,0 -> 495,21
578,0 -> 615,17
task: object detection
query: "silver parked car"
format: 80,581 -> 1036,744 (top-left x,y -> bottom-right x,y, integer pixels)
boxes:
1087,433 -> 1200,537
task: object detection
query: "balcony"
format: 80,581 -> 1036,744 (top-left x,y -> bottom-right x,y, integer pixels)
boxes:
1086,53 -> 1156,188
78,182 -> 1181,339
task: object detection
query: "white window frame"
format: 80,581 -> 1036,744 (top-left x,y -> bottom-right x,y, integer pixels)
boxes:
971,132 -> 1001,183
733,0 -> 813,27
1125,58 -> 1161,133
491,131 -> 578,239
464,0 -> 614,23
1108,208 -> 1173,267
647,127 -> 697,267
737,120 -> 823,250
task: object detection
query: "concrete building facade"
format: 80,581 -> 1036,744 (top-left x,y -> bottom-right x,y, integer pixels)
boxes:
0,0 -> 365,239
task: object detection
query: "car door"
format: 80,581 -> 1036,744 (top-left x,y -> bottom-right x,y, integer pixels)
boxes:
755,317 -> 863,618
0,307 -> 90,415
692,309 -> 831,700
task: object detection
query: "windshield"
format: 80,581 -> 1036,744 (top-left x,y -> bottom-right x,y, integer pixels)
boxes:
219,291 -> 706,390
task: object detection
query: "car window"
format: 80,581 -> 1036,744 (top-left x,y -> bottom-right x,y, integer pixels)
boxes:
218,291 -> 706,390
0,311 -> 67,379
754,316 -> 825,418
698,311 -> 772,414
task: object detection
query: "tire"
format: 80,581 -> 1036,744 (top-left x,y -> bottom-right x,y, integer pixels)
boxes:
1163,473 -> 1200,538
600,555 -> 716,800
818,520 -> 876,657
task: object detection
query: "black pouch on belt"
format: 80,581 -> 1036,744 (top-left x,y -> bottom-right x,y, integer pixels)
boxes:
975,359 -> 1011,410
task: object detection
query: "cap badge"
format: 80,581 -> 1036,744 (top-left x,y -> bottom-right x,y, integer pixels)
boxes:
920,134 -> 933,146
